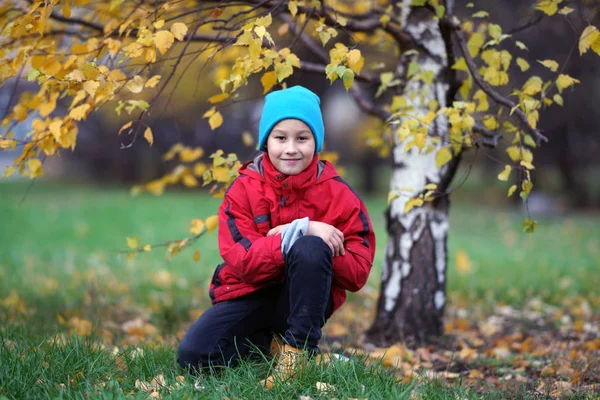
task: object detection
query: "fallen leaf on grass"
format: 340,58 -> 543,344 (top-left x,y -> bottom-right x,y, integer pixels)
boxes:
135,374 -> 166,395
468,369 -> 484,379
315,381 -> 336,392
424,370 -> 460,380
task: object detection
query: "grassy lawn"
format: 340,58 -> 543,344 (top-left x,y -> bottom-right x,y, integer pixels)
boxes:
0,180 -> 598,399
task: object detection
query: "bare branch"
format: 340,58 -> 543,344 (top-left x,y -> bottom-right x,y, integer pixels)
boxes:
349,84 -> 392,121
46,10 -> 232,43
506,13 -> 544,35
473,124 -> 502,147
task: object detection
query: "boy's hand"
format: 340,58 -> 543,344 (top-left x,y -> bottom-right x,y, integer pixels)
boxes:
307,221 -> 345,257
267,223 -> 290,237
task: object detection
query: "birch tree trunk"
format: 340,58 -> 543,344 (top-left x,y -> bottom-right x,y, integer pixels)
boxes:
364,1 -> 460,346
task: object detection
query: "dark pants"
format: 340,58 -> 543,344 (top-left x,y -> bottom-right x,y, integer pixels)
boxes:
178,236 -> 334,371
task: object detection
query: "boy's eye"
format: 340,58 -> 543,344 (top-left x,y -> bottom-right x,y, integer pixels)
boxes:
298,136 -> 309,141
275,136 -> 286,140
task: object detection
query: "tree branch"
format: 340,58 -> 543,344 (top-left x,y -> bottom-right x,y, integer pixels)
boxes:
506,13 -> 544,35
349,84 -> 392,121
444,19 -> 548,145
279,14 -> 381,84
473,124 -> 502,147
46,10 -> 232,43
279,14 -> 389,121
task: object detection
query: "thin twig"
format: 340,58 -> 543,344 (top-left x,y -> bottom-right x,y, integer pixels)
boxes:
445,18 -> 548,145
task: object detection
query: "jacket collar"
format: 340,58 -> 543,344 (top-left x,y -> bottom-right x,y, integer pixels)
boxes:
241,152 -> 335,193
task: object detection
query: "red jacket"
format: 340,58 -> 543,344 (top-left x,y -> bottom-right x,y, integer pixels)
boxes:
209,153 -> 376,314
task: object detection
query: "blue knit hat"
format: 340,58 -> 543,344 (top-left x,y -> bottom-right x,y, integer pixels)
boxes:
257,86 -> 324,153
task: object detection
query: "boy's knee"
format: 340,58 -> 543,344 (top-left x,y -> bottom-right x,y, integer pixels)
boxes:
287,236 -> 333,270
177,336 -> 227,372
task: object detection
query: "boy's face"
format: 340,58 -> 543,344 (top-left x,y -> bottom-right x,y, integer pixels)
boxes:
266,119 -> 315,176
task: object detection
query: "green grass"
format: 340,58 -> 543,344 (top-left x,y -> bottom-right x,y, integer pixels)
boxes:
0,180 -> 598,399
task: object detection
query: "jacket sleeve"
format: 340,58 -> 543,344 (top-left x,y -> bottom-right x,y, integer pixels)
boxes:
218,178 -> 285,285
332,199 -> 376,292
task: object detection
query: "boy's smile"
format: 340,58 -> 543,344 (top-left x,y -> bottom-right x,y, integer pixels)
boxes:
266,119 -> 315,176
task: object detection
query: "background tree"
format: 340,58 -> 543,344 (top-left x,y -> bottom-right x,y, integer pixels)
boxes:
1,0 -> 598,346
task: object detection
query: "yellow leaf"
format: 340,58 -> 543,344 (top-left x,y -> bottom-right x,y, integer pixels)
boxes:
212,166 -> 229,182
506,146 -> 521,162
208,111 -> 223,130
404,197 -> 424,214
63,0 -> 72,18
69,104 -> 90,121
559,6 -> 574,15
553,93 -> 563,106
28,159 -> 43,179
241,131 -> 254,147
523,76 -> 542,95
255,13 -> 272,28
3,166 -> 16,178
145,75 -> 161,88
49,120 -> 63,140
144,127 -> 153,146
435,147 -> 452,169
387,190 -> 400,205
498,165 -> 511,181
125,75 -> 144,93
515,41 -> 528,51
536,0 -> 559,16
254,25 -> 266,40
467,32 -> 485,58
82,80 -> 100,97
208,93 -> 230,104
379,14 -> 391,27
202,106 -> 216,118
145,48 -> 157,63
118,121 -> 133,135
65,69 -> 85,82
126,236 -> 139,249
153,19 -> 165,29
508,184 -> 517,197
556,74 -> 580,92
288,0 -> 298,17
261,71 -> 278,93
70,90 -> 87,109
206,215 -> 219,233
70,317 -> 92,337
39,99 -> 57,117
193,249 -> 201,262
190,219 -> 205,235
523,217 -> 537,233
473,90 -> 488,112
455,249 -> 473,274
275,63 -> 293,82
143,244 -> 152,252
415,133 -> 426,151
182,174 -> 198,187
193,163 -> 207,176
171,22 -> 188,41
451,58 -> 468,71
537,59 -> 559,72
180,147 -> 204,162
154,30 -> 175,55
520,160 -> 535,170
488,24 -> 502,40
579,25 -> 600,55
516,57 -> 530,72
342,69 -> 354,91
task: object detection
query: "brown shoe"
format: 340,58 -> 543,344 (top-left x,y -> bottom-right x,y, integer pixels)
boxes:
260,344 -> 304,389
269,334 -> 284,361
